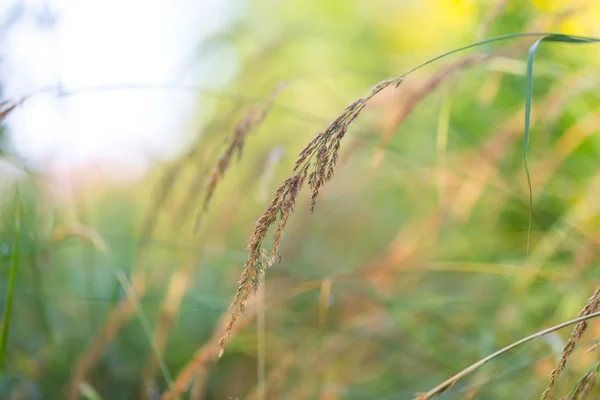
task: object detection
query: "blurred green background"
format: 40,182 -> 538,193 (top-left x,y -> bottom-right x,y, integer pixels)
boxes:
3,0 -> 600,399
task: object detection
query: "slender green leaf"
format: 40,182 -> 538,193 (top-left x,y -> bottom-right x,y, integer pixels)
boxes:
0,188 -> 21,373
79,382 -> 103,400
522,34 -> 600,254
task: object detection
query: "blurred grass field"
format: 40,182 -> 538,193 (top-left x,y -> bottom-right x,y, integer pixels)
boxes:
3,1 -> 600,399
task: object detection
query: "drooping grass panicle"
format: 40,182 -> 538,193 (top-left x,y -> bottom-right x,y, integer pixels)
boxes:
194,83 -> 287,232
218,78 -> 402,355
218,169 -> 306,354
562,361 -> 600,400
217,31 -> 600,358
294,78 -> 402,212
541,286 -> 600,400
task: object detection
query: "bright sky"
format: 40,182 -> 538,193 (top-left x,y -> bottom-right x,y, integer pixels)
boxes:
0,0 -> 235,177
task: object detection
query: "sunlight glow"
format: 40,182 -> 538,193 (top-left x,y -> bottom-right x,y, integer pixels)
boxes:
1,0 -> 234,175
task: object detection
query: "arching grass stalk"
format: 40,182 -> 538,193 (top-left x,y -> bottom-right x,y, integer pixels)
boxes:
218,32 -> 600,357
414,310 -> 600,400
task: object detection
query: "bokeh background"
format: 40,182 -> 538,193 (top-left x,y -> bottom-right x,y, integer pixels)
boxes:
2,0 -> 600,399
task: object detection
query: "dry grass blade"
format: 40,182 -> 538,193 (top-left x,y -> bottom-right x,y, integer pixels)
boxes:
50,223 -> 108,252
585,342 -> 600,354
0,100 -> 19,122
217,78 -> 402,356
67,295 -> 137,400
244,351 -> 295,400
561,362 -> 600,400
162,279 -> 321,400
541,287 -> 600,400
194,83 -> 287,232
477,0 -> 508,39
161,297 -> 258,400
142,269 -> 190,397
372,54 -> 485,168
414,310 -> 600,400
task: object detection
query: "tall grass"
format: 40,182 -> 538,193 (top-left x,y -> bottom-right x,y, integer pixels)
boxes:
3,4 -> 600,400
215,36 -> 600,399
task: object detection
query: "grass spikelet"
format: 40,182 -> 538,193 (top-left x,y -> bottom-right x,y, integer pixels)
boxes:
541,286 -> 600,400
218,171 -> 305,355
194,83 -> 286,232
562,362 -> 600,400
218,77 -> 402,355
297,78 -> 402,212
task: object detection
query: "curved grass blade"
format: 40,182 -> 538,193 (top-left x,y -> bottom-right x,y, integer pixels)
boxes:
0,188 -> 21,374
522,34 -> 600,254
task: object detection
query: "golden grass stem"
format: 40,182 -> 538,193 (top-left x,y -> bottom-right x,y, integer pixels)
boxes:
435,90 -> 451,208
244,352 -> 295,400
162,280 -> 322,400
256,284 -> 266,400
141,269 -> 190,399
319,278 -> 333,329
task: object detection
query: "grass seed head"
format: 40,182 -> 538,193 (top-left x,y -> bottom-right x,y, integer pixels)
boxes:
218,78 -> 402,355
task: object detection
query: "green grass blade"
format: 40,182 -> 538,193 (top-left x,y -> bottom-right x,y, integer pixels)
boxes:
79,382 -> 103,400
0,188 -> 21,373
523,38 -> 543,255
522,34 -> 600,254
384,31 -> 600,256
113,270 -> 176,398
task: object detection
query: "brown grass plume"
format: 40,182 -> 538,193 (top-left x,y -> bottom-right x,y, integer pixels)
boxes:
541,286 -> 600,400
561,362 -> 600,400
194,83 -> 286,231
218,77 -> 403,356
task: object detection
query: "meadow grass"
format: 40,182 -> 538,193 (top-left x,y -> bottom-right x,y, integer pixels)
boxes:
3,6 -> 600,399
